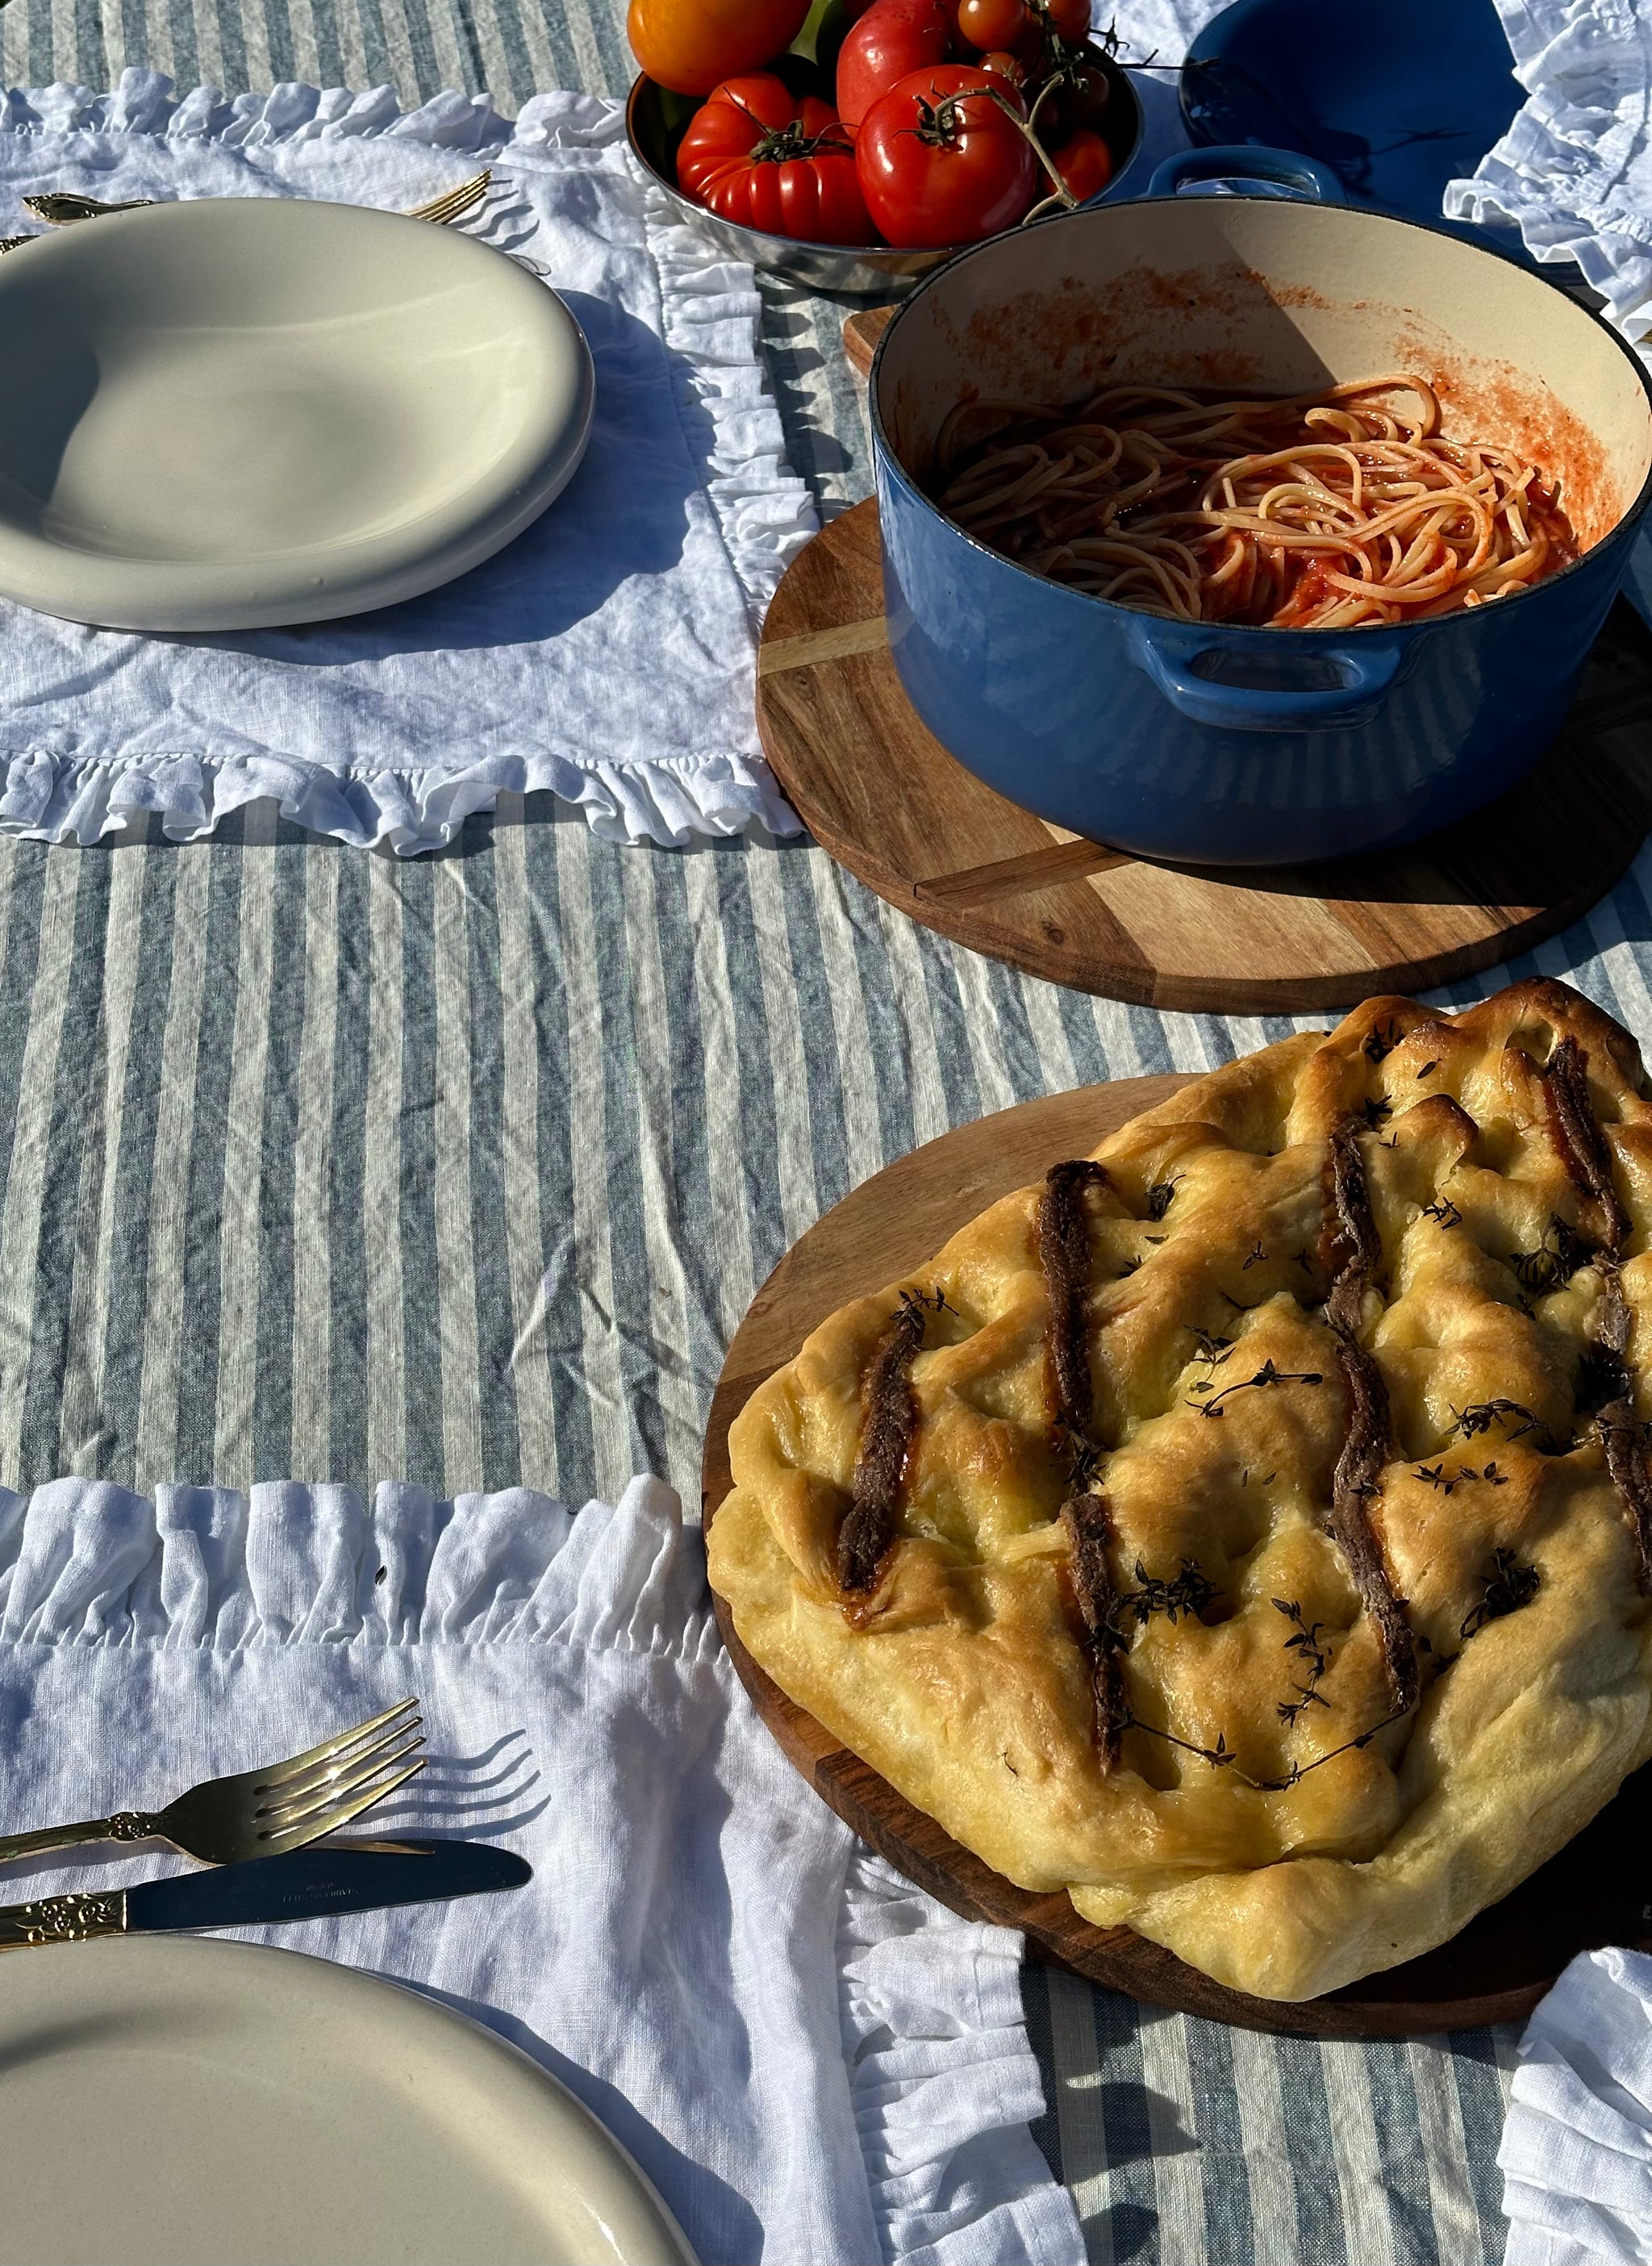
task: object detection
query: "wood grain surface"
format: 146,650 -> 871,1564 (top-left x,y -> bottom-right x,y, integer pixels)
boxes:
841,304 -> 894,377
756,500 -> 1652,1013
701,1075 -> 1652,2038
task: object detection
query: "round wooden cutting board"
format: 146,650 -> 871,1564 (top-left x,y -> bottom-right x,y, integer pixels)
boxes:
755,502 -> 1652,1014
701,1074 -> 1652,2039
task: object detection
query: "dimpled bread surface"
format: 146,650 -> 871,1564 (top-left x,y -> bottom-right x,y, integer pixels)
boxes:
706,981 -> 1652,2001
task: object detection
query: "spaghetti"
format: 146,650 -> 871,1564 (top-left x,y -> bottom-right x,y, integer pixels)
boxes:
933,375 -> 1579,627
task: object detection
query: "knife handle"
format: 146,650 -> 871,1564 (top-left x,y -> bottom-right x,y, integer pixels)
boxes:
0,1813 -> 153,1865
0,1888 -> 128,1951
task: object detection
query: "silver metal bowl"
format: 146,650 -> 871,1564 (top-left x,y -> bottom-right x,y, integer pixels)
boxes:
624,53 -> 1145,298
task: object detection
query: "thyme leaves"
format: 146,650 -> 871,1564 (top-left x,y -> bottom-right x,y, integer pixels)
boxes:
1415,1459 -> 1510,1495
1507,1213 -> 1588,1296
1111,1557 -> 1220,1631
1459,1547 -> 1541,1640
1274,1599 -> 1331,1727
1444,1398 -> 1560,1450
1144,1174 -> 1183,1222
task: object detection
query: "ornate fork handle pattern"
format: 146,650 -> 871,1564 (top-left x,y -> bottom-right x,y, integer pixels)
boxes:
0,1813 -> 157,1865
0,1890 -> 127,1951
24,192 -> 156,221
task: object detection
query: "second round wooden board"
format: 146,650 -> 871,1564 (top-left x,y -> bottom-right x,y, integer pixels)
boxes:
701,1073 -> 1652,2038
756,501 -> 1652,1013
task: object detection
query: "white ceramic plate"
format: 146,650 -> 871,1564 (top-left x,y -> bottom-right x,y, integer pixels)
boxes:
0,198 -> 594,631
0,1935 -> 697,2266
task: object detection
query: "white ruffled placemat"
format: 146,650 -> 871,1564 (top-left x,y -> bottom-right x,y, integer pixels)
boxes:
0,72 -> 811,852
0,1472 -> 1082,2266
1445,0 -> 1652,355
1499,1946 -> 1652,2264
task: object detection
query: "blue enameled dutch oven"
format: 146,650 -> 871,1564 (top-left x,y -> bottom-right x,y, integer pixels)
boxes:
869,163 -> 1652,864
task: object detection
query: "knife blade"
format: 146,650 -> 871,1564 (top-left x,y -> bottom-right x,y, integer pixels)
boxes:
0,1838 -> 530,1951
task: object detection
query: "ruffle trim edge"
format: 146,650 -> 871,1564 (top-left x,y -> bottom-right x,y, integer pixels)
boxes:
838,1850 -> 1086,2266
0,73 -> 811,852
0,1472 -> 724,1655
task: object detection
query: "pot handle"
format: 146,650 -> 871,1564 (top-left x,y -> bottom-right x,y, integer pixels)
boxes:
1147,145 -> 1347,204
1128,628 -> 1404,732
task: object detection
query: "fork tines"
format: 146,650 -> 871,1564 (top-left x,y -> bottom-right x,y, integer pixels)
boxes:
252,1696 -> 426,1848
406,169 -> 492,227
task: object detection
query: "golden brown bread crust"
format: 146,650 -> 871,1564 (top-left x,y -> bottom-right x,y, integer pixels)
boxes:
707,982 -> 1652,2000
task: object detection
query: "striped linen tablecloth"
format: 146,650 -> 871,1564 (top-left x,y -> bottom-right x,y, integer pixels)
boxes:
2,1 -> 1637,2259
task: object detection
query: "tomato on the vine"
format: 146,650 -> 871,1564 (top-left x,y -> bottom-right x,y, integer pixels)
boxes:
976,46 -> 1024,85
857,65 -> 1037,247
628,0 -> 811,96
836,0 -> 949,129
1050,125 -> 1112,200
676,75 -> 873,242
1043,0 -> 1091,38
955,0 -> 1024,48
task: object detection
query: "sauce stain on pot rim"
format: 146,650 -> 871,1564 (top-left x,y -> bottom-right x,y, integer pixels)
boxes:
870,196 -> 1652,634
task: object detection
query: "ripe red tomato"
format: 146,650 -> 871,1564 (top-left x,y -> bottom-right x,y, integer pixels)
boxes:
1044,0 -> 1091,37
955,0 -> 1024,47
628,0 -> 811,96
857,65 -> 1037,247
1051,125 -> 1112,201
676,75 -> 873,242
836,0 -> 949,130
977,46 -> 1024,85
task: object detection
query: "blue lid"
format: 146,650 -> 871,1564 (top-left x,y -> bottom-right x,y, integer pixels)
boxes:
1181,0 -> 1524,224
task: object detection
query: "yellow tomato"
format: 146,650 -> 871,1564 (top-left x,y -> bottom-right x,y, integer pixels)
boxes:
628,0 -> 813,94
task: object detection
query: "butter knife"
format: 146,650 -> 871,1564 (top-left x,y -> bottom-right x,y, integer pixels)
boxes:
0,1837 -> 529,1950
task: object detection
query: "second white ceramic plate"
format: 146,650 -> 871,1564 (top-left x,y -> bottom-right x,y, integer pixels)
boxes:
0,1934 -> 697,2266
0,197 -> 594,632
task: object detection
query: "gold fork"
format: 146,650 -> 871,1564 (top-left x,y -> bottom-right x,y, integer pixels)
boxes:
0,1696 -> 425,1867
14,167 -> 492,235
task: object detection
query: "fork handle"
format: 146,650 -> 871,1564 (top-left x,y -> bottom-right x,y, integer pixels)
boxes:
0,1813 -> 155,1864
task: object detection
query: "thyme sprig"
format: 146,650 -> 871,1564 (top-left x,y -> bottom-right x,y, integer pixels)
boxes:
1363,1020 -> 1403,1064
1420,1197 -> 1462,1229
1507,1214 -> 1588,1296
1577,1342 -> 1632,1412
1120,1703 -> 1412,1792
1192,1358 -> 1325,1417
1145,1175 -> 1183,1222
1110,1557 -> 1220,1631
1274,1599 -> 1331,1726
1414,1459 -> 1508,1494
1444,1398 -> 1562,1450
1459,1546 -> 1541,1639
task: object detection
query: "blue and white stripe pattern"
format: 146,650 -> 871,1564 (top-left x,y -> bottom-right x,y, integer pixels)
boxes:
6,0 -> 1648,2256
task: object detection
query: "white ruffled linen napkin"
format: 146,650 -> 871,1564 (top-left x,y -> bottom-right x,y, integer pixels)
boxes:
0,1472 -> 1082,2266
1500,1947 -> 1652,2264
1445,0 -> 1652,350
0,73 -> 809,851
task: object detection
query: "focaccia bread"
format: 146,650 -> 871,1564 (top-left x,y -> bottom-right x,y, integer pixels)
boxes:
707,981 -> 1652,2001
